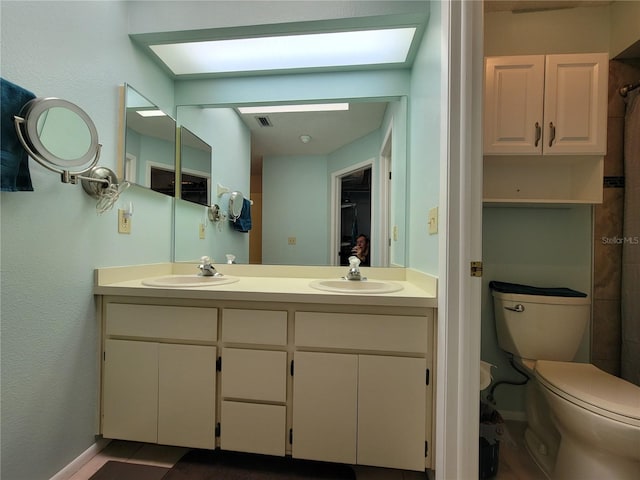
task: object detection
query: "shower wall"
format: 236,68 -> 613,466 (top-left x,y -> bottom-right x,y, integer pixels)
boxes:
592,59 -> 640,375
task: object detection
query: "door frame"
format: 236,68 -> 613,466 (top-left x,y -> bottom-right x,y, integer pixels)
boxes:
330,158 -> 376,266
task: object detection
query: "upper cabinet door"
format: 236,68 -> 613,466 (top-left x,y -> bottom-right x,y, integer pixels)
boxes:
484,55 -> 545,154
543,53 -> 608,155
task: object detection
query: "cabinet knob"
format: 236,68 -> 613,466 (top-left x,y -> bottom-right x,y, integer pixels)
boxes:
548,122 -> 556,147
534,122 -> 541,147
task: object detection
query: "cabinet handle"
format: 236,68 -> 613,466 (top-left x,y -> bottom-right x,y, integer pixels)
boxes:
534,122 -> 541,147
548,122 -> 556,147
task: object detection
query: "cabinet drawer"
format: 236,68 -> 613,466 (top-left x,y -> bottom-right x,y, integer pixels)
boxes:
106,304 -> 217,342
295,312 -> 428,353
222,309 -> 287,345
221,348 -> 287,402
221,401 -> 286,456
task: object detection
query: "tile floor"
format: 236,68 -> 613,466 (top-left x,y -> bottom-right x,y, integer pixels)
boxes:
67,421 -> 544,480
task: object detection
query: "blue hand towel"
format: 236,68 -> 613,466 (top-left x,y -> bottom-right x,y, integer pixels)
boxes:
1,77 -> 36,191
232,198 -> 252,232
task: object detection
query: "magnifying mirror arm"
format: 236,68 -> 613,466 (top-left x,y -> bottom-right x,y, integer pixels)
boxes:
14,115 -> 102,184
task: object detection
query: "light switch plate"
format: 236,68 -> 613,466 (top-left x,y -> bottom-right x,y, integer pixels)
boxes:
118,209 -> 131,234
428,207 -> 438,235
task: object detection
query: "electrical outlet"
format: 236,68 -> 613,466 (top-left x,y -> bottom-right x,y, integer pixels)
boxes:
428,207 -> 438,235
118,209 -> 131,234
288,237 -> 296,245
199,223 -> 206,239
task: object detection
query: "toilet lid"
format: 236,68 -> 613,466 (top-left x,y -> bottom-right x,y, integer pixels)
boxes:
535,360 -> 640,425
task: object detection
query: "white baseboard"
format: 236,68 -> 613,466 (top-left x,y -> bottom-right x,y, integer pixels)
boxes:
50,438 -> 111,480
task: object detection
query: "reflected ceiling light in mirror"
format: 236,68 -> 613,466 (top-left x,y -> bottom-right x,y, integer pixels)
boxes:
136,109 -> 167,117
149,28 -> 416,75
237,103 -> 349,114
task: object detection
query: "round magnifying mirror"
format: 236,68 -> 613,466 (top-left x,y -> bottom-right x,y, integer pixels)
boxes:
16,97 -> 100,173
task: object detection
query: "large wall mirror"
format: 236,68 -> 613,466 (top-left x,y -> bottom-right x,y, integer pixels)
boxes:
120,84 -> 177,196
175,97 -> 407,268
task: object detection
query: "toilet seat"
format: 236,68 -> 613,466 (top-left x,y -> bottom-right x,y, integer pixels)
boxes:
535,360 -> 640,427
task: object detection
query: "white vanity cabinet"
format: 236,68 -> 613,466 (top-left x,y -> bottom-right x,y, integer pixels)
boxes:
292,311 -> 432,471
101,303 -> 217,448
219,308 -> 288,457
484,53 -> 608,155
98,292 -> 435,473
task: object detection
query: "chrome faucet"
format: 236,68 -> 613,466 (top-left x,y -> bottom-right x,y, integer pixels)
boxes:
345,256 -> 362,281
198,256 -> 220,277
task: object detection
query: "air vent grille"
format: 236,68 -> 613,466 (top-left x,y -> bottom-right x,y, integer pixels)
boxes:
255,116 -> 273,127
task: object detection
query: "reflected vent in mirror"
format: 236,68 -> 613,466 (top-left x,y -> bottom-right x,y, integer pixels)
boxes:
255,116 -> 273,127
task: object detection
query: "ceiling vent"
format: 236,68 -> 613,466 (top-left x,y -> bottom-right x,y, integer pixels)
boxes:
255,116 -> 273,127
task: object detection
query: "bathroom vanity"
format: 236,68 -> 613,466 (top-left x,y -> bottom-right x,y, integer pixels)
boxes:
94,264 -> 437,472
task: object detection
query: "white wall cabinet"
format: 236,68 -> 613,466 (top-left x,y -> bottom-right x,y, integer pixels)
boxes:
484,53 -> 608,155
483,53 -> 607,204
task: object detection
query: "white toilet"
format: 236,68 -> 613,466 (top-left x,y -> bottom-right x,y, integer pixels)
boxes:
490,281 -> 640,480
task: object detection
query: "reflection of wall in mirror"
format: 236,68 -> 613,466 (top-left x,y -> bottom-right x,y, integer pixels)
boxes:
125,128 -> 175,188
175,106 -> 250,264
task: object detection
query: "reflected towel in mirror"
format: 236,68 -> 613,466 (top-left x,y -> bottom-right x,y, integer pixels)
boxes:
1,77 -> 36,191
232,197 -> 252,232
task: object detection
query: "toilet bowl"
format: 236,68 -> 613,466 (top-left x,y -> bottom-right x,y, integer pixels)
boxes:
490,281 -> 640,479
536,361 -> 640,480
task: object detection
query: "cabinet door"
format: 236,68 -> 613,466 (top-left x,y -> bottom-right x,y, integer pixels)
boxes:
158,344 -> 216,449
221,348 -> 287,402
102,339 -> 158,443
292,352 -> 358,464
484,55 -> 545,154
543,53 -> 608,155
221,401 -> 286,456
357,355 -> 427,471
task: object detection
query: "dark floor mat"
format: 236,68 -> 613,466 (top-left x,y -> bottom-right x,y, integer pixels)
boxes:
163,450 -> 356,480
89,460 -> 169,480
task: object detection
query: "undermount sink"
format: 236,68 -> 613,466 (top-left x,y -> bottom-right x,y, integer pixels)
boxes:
309,278 -> 403,294
142,275 -> 239,288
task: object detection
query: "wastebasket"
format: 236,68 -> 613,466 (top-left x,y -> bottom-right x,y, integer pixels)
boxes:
479,402 -> 503,479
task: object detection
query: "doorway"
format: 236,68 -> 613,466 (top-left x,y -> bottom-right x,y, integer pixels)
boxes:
337,166 -> 372,266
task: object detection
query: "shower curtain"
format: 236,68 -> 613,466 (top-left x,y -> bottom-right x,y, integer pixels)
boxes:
621,88 -> 640,386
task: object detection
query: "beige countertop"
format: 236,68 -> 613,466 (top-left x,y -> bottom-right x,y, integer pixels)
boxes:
94,263 -> 438,308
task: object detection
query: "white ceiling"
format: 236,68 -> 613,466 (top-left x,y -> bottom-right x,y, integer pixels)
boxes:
237,102 -> 389,173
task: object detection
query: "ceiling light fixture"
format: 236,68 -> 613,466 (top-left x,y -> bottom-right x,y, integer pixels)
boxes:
150,27 -> 416,75
299,135 -> 312,144
238,103 -> 349,114
136,110 -> 166,117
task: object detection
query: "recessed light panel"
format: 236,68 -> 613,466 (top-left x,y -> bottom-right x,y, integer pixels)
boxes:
136,110 -> 167,117
237,103 -> 349,114
150,27 -> 416,75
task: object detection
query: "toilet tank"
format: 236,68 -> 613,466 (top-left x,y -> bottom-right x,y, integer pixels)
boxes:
491,282 -> 590,361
